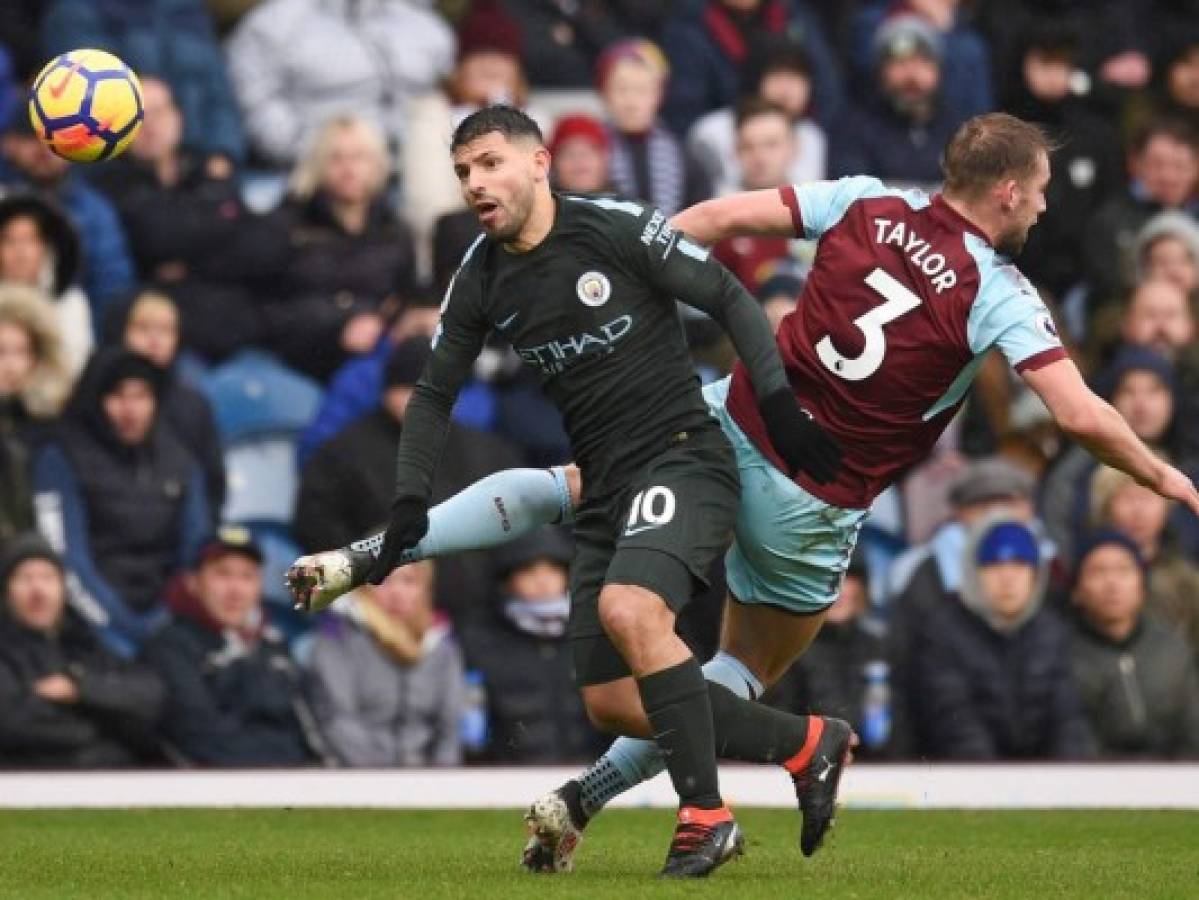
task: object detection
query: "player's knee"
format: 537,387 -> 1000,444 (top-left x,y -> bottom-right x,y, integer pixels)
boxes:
598,585 -> 667,642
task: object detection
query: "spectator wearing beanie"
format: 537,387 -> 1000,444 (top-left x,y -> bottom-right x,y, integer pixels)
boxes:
596,38 -> 711,216
659,0 -> 844,135
227,0 -> 454,167
548,115 -> 613,195
831,14 -> 972,186
31,348 -> 213,657
916,514 -> 1094,760
0,533 -> 165,768
461,527 -> 603,762
310,559 -> 466,767
688,39 -> 827,198
1133,212 -> 1199,303
295,337 -> 521,625
755,265 -> 803,334
1068,529 -> 1199,759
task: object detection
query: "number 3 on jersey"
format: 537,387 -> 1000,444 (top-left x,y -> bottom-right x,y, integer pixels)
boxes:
817,267 -> 923,381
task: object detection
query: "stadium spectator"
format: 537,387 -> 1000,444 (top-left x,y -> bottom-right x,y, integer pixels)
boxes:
0,195 -> 92,377
831,14 -> 972,186
460,528 -> 601,763
0,284 -> 73,544
754,265 -> 803,334
142,527 -> 325,766
226,0 -> 455,167
659,0 -> 844,135
916,515 -> 1094,760
0,5 -> 39,85
402,0 -> 536,279
548,115 -> 612,194
309,560 -> 465,767
0,533 -> 165,768
849,1 -> 994,119
501,0 -> 629,88
41,0 -> 247,164
295,337 -> 521,624
90,77 -> 288,363
597,38 -> 711,217
1002,22 -> 1124,302
1149,30 -> 1199,136
1090,465 -> 1199,658
1081,120 -> 1199,309
106,289 -> 226,514
712,100 -> 802,292
32,349 -> 212,657
265,116 -> 417,382
0,114 -> 135,318
1068,529 -> 1199,759
887,457 -> 1041,756
766,549 -> 892,758
1041,347 -> 1183,562
1133,212 -> 1199,301
687,39 -> 827,198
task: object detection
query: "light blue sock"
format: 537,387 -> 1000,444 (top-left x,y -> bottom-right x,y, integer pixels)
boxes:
392,466 -> 573,564
576,652 -> 762,817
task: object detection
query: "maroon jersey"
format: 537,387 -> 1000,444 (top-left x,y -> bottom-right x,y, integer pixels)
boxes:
726,176 -> 1066,509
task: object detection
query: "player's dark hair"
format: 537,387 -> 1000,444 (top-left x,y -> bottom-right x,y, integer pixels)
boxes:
941,113 -> 1056,197
735,97 -> 792,132
1130,117 -> 1198,157
450,104 -> 544,152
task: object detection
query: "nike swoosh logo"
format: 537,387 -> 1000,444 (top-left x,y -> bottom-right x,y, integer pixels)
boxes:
496,311 -> 519,330
49,62 -> 81,99
623,523 -> 665,537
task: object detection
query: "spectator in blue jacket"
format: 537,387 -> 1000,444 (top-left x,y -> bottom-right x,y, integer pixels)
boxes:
831,14 -> 972,187
40,0 -> 247,164
32,348 -> 213,657
1,115 -> 136,321
660,0 -> 844,135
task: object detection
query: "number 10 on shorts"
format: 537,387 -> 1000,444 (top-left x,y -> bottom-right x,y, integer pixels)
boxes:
625,486 -> 676,535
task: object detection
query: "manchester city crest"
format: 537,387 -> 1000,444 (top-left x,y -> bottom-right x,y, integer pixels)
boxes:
576,271 -> 612,307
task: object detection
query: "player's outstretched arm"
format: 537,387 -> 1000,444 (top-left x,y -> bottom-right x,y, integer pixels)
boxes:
669,189 -> 796,246
1023,358 -> 1199,516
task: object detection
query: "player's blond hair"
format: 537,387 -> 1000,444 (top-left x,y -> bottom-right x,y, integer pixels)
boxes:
942,113 -> 1055,199
289,115 -> 391,202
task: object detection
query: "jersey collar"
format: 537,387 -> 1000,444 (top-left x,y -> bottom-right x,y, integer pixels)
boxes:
930,194 -> 992,246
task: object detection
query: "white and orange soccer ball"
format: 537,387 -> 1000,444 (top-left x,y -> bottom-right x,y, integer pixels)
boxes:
28,48 -> 144,163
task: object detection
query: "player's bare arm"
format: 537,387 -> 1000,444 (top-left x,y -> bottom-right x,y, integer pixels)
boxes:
669,188 -> 796,245
1023,357 -> 1199,516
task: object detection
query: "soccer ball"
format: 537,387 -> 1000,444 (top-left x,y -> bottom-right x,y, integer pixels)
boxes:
28,49 -> 144,163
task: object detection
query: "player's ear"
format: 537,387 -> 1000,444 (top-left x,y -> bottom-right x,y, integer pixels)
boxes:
996,178 -> 1019,212
531,144 -> 552,183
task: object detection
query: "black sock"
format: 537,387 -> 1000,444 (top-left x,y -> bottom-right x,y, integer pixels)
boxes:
636,658 -> 723,810
707,682 -> 811,766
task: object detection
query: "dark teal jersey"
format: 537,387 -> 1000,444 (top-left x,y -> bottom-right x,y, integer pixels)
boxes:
393,193 -> 787,500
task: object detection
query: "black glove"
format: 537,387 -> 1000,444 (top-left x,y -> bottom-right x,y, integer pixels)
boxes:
365,495 -> 430,584
758,388 -> 843,484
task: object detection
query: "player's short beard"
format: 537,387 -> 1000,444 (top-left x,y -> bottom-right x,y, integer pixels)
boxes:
995,224 -> 1029,258
491,186 -> 535,244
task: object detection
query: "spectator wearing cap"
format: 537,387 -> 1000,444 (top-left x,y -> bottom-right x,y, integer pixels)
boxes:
107,289 -> 226,514
309,559 -> 465,767
1089,466 -> 1199,658
596,38 -> 711,217
916,514 -> 1094,760
31,348 -> 213,657
295,337 -> 522,625
227,0 -> 454,168
41,0 -> 246,165
265,115 -> 419,383
143,527 -> 326,766
659,0 -> 844,136
0,112 -> 135,317
887,456 -> 1048,756
1002,21 -> 1123,302
461,527 -> 602,762
767,548 -> 893,758
831,13 -> 972,187
1041,346 -> 1185,562
90,76 -> 289,364
0,194 -> 92,377
688,38 -> 827,199
548,115 -> 612,195
0,284 -> 73,544
0,533 -> 165,768
1068,529 -> 1199,759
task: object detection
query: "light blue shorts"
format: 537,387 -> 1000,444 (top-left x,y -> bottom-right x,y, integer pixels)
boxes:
703,377 -> 868,614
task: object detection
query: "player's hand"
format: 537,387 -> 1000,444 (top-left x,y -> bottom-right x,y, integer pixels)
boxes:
366,495 -> 429,584
759,388 -> 843,484
1152,464 -> 1199,519
34,674 -> 79,704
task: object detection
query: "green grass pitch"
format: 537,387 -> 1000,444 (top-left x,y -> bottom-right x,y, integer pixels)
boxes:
2,808 -> 1196,899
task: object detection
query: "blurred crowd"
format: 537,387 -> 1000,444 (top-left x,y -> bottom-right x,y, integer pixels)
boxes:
0,0 -> 1197,770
